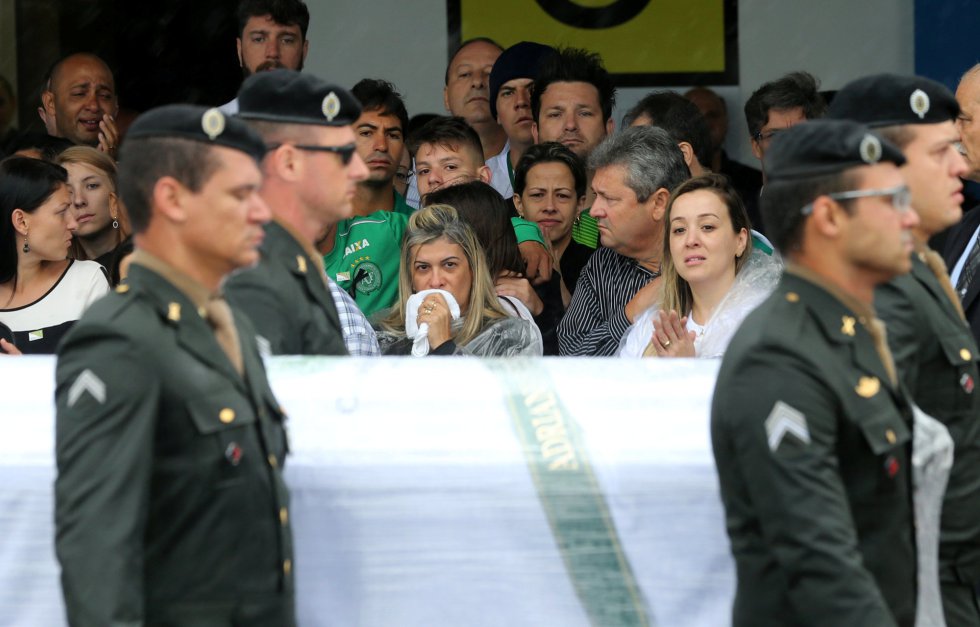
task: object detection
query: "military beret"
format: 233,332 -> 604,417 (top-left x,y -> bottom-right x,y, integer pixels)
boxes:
489,41 -> 556,119
765,119 -> 906,182
237,69 -> 361,126
125,104 -> 266,162
827,73 -> 960,127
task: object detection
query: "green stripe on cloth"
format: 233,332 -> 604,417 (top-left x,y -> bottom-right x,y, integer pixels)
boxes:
572,211 -> 599,249
489,360 -> 652,627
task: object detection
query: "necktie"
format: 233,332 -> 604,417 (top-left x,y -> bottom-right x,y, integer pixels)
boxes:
920,249 -> 967,321
955,232 -> 980,299
206,296 -> 244,376
865,317 -> 898,387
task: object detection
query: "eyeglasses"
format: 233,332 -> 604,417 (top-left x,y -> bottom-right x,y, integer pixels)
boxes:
801,185 -> 912,215
267,142 -> 357,165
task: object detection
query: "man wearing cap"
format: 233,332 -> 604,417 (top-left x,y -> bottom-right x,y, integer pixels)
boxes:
55,105 -> 295,625
712,119 -> 921,626
485,41 -> 555,199
225,69 -> 368,355
829,74 -> 980,627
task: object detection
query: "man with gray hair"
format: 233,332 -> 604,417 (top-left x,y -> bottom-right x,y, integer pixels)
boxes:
557,125 -> 689,356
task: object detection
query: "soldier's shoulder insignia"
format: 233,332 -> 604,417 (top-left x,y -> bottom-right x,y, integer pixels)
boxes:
841,315 -> 856,337
67,369 -> 106,407
296,255 -> 307,274
765,401 -> 811,452
167,302 -> 181,322
855,376 -> 880,398
115,283 -> 130,293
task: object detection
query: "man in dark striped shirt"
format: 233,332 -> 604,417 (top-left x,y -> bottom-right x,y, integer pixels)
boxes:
557,126 -> 690,356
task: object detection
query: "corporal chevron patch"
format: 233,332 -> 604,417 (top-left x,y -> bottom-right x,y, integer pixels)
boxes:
67,369 -> 106,407
765,401 -> 811,452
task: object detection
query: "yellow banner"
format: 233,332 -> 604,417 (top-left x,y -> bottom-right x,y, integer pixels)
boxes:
455,0 -> 729,76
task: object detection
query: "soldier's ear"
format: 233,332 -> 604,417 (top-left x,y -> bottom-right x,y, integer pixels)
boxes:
267,144 -> 302,182
152,176 -> 189,224
809,195 -> 845,239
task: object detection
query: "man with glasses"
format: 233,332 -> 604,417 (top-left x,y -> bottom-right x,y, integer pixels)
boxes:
829,74 -> 980,627
712,119 -> 921,626
744,71 -> 826,187
225,70 -> 368,355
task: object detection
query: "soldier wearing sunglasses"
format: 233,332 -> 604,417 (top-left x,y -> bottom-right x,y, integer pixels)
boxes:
225,69 -> 368,355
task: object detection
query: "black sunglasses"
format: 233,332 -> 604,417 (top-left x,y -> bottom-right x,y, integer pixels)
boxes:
267,142 -> 357,165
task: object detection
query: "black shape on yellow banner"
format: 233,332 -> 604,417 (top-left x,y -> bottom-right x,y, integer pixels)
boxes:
534,0 -> 651,29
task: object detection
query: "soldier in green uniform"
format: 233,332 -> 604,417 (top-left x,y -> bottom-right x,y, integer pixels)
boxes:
55,105 -> 295,625
711,119 -> 920,626
828,74 -> 980,627
225,69 -> 368,355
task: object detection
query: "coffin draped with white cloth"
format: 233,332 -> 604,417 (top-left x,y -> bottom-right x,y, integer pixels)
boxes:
2,356 -> 734,626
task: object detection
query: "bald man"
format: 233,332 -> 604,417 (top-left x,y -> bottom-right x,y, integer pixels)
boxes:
41,53 -> 119,155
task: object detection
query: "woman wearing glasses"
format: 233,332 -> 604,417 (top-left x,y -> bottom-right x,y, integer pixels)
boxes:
620,174 -> 781,358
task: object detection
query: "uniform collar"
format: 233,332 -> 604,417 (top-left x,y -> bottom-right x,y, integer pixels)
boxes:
785,262 -> 876,322
128,249 -> 213,314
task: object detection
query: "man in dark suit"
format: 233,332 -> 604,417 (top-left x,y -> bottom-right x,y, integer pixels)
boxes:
713,120 -> 920,626
225,70 -> 368,355
945,63 -> 980,344
55,105 -> 295,625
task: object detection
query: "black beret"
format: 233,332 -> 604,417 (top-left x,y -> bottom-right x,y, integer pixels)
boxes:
765,119 -> 906,181
489,42 -> 556,120
827,73 -> 960,127
237,69 -> 361,126
125,104 -> 266,162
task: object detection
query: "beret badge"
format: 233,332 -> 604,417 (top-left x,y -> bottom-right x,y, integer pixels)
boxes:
201,108 -> 226,140
322,92 -> 341,122
859,134 -> 882,164
909,88 -> 930,120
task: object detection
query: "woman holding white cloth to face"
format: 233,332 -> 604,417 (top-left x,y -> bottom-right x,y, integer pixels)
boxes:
377,204 -> 543,356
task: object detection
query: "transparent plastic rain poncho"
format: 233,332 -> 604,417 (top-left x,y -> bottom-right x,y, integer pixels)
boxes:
619,250 -> 783,358
378,315 -> 544,357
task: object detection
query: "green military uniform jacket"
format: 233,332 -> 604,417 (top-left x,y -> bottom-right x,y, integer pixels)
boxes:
55,263 -> 294,626
226,220 -> 347,355
876,252 -> 980,611
712,270 -> 916,627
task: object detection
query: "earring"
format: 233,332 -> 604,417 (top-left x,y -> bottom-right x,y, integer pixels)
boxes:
112,217 -> 119,229
22,238 -> 30,253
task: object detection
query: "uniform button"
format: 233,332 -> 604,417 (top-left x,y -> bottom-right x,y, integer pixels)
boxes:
197,305 -> 208,318
268,454 -> 278,468
219,408 -> 236,424
785,292 -> 799,303
283,559 -> 292,576
885,429 -> 897,444
280,507 -> 288,525
115,284 -> 129,293
961,349 -> 972,361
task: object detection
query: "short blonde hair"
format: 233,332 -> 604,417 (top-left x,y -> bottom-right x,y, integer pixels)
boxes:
383,204 -> 508,345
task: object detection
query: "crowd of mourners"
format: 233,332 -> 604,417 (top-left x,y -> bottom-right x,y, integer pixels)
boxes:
4,0 -> 980,625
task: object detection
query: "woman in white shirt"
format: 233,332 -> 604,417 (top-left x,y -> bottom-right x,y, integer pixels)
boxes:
0,157 -> 109,354
620,174 -> 781,358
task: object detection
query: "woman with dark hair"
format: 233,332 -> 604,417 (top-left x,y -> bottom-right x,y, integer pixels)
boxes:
0,157 -> 109,354
377,204 -> 541,356
513,142 -> 594,306
57,146 -> 133,284
620,173 -> 781,358
424,180 -> 562,354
